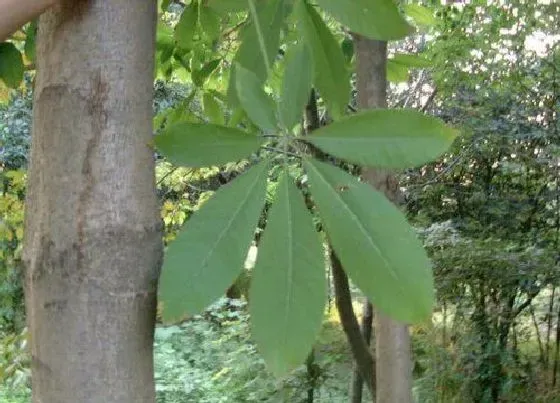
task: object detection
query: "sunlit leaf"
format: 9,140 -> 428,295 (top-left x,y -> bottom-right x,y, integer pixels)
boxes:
314,0 -> 412,40
304,109 -> 457,168
304,158 -> 434,322
156,122 -> 264,167
279,43 -> 313,131
159,161 -> 269,322
250,172 -> 326,377
404,4 -> 437,27
391,53 -> 432,68
387,59 -> 410,83
295,0 -> 349,120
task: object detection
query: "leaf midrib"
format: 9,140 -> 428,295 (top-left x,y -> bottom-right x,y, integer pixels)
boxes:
306,160 -> 402,287
194,162 -> 266,277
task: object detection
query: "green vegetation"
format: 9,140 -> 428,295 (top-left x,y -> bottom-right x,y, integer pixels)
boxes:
1,0 -> 559,401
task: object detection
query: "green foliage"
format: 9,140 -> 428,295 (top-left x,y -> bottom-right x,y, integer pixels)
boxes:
159,161 -> 269,322
314,0 -> 412,40
174,2 -> 198,49
155,123 -> 264,167
304,159 -> 434,322
234,64 -> 278,132
250,172 -> 326,377
304,109 -> 456,168
279,42 -> 313,131
404,4 -> 437,28
153,0 -> 457,375
0,170 -> 26,332
227,0 -> 286,105
295,0 -> 349,120
0,43 -> 23,89
0,327 -> 29,391
153,298 -> 353,402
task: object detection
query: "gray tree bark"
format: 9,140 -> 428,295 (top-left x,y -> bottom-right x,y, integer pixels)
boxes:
354,34 -> 414,403
23,1 -> 162,402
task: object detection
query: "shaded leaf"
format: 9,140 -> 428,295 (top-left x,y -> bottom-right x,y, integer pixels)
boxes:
304,109 -> 457,168
175,2 -> 198,49
192,59 -> 221,87
199,6 -> 221,42
295,0 -> 349,120
250,172 -> 326,377
304,158 -> 434,322
228,0 -> 286,105
156,122 -> 264,167
159,161 -> 270,322
160,0 -> 171,12
315,0 -> 412,40
24,21 -> 37,64
391,53 -> 432,68
279,43 -> 313,131
208,0 -> 247,15
0,43 -> 23,89
235,64 -> 278,132
341,37 -> 354,64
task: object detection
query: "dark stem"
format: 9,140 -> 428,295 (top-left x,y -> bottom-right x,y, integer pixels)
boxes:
350,301 -> 374,403
331,249 -> 375,396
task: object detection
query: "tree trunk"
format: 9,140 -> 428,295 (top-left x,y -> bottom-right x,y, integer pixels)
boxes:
23,2 -> 162,402
354,34 -> 414,403
350,300 -> 374,403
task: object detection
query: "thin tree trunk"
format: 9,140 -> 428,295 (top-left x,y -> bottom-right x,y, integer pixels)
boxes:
546,287 -> 556,369
353,34 -> 413,403
332,250 -> 376,397
552,300 -> 560,386
530,303 -> 546,365
23,2 -> 162,402
442,302 -> 447,346
351,300 -> 374,403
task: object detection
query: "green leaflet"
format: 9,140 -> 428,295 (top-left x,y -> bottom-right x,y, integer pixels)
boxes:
304,158 -> 434,323
295,0 -> 349,120
304,109 -> 457,168
235,64 -> 278,132
314,0 -> 413,40
0,43 -> 23,89
202,92 -> 224,125
175,2 -> 198,49
192,59 -> 221,87
387,59 -> 410,83
24,22 -> 37,64
207,0 -> 247,15
279,42 -> 314,131
227,0 -> 286,105
391,53 -> 432,68
387,54 -> 431,82
199,5 -> 221,43
155,122 -> 263,167
159,161 -> 270,322
250,172 -> 326,377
